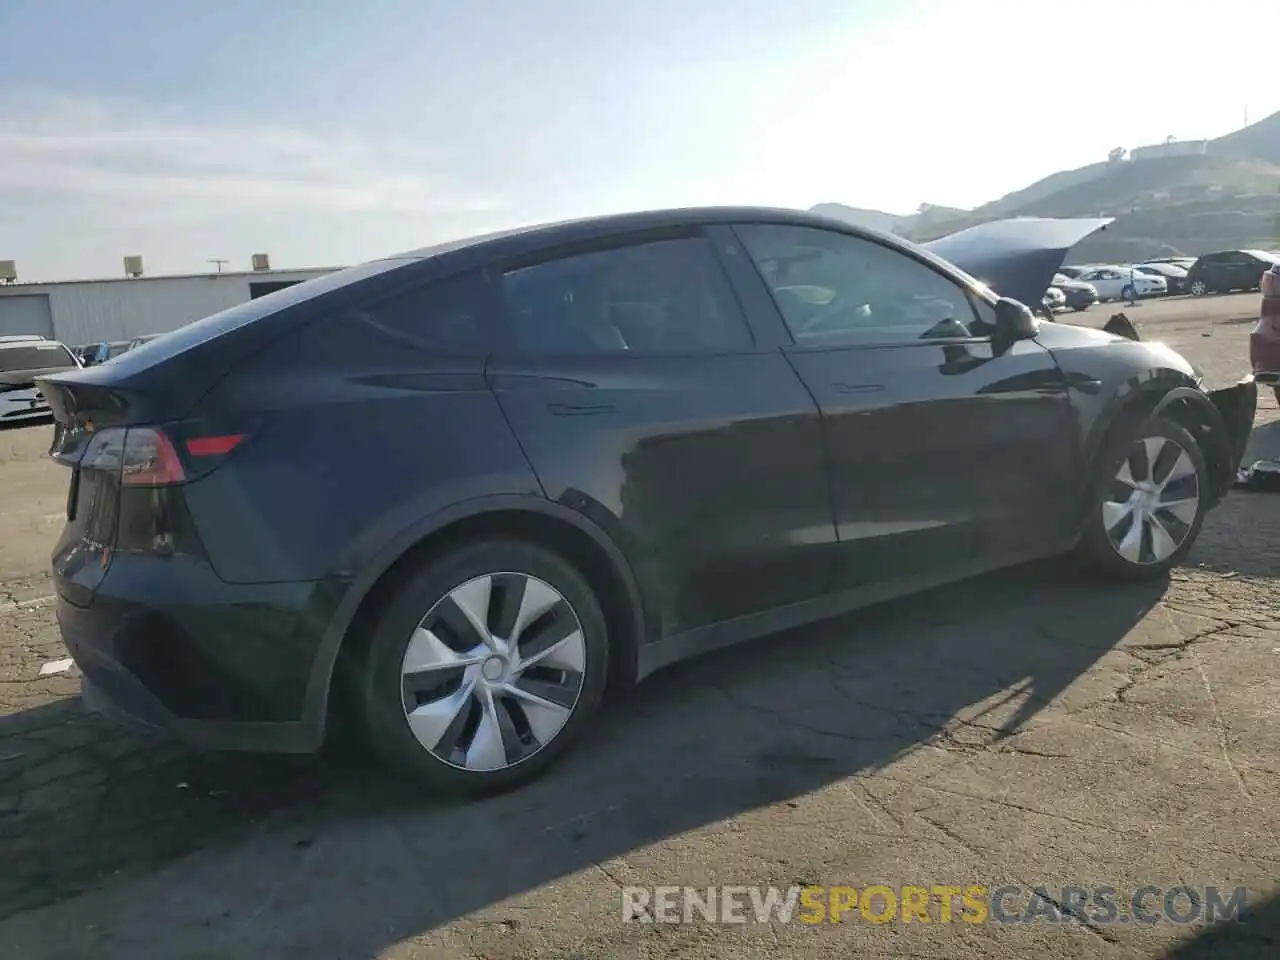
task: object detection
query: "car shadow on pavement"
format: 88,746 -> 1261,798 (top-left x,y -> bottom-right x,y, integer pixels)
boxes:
1161,890 -> 1279,958
0,561 -> 1172,956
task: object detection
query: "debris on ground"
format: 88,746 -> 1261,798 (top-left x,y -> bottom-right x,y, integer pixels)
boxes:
1237,460 -> 1280,491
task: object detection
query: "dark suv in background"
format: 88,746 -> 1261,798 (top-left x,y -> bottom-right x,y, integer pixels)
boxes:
1185,249 -> 1278,296
36,208 -> 1256,796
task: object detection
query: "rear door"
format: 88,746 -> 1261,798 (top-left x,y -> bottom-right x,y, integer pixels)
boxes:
728,221 -> 1079,591
485,227 -> 837,639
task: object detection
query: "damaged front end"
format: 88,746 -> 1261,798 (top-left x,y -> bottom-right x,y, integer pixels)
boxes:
1102,311 -> 1259,492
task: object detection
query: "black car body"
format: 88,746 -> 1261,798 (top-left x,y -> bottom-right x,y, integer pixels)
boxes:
1135,262 -> 1188,294
38,208 -> 1257,791
1186,250 -> 1278,296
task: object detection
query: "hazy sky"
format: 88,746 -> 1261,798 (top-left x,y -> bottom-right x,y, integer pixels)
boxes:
3,0 -> 1277,280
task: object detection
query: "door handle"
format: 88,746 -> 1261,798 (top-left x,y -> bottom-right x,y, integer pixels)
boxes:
547,402 -> 615,416
833,382 -> 884,395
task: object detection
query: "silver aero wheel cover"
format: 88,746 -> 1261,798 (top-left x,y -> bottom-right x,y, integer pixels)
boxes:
399,572 -> 587,772
1102,434 -> 1201,565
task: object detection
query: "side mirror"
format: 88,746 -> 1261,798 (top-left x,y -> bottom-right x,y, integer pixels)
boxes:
992,296 -> 1039,342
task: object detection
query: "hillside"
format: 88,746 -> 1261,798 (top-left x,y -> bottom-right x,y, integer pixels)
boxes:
814,110 -> 1280,261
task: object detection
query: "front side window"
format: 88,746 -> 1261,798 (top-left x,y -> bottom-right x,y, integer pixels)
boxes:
501,237 -> 754,356
735,223 -> 986,345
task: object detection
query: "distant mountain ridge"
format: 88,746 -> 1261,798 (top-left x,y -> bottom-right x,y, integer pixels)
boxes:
813,111 -> 1280,262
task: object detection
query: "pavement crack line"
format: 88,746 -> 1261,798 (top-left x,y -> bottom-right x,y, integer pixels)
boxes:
916,811 -> 1119,944
1194,660 -> 1251,799
594,861 -> 627,891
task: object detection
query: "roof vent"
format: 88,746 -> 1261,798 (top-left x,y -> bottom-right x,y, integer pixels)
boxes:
0,261 -> 15,283
124,255 -> 144,278
251,253 -> 270,272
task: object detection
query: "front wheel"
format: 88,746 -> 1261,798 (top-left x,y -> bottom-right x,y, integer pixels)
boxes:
1189,280 -> 1208,296
1075,416 -> 1209,580
360,538 -> 610,796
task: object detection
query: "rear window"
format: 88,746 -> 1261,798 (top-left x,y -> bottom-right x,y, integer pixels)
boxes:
99,257 -> 414,375
0,343 -> 76,372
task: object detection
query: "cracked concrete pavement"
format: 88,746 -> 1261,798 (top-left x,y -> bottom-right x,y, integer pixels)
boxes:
0,294 -> 1277,959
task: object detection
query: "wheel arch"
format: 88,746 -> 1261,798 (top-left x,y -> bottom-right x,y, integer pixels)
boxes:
1082,383 -> 1235,524
303,495 -> 649,747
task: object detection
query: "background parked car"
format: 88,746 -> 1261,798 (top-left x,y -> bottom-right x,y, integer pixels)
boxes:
1143,257 -> 1198,271
1040,286 -> 1066,317
1057,265 -> 1091,279
0,339 -> 79,426
1185,250 -> 1278,296
1074,265 -> 1166,301
1252,260 -> 1280,405
1134,262 -> 1188,294
124,334 -> 163,353
1050,273 -> 1100,311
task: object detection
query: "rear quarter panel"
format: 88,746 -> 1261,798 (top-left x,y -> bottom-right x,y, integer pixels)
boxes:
181,307 -> 541,585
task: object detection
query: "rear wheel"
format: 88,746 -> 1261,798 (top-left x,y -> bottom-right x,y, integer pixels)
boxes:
1121,284 -> 1137,301
1075,416 -> 1209,580
361,538 -> 609,796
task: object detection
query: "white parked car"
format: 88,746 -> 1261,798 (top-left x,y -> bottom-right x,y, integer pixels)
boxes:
0,338 -> 81,425
1074,265 -> 1167,301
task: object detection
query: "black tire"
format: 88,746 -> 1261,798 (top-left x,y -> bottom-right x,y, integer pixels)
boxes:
1273,385 -> 1280,407
1075,415 -> 1210,580
360,538 -> 609,797
1071,303 -> 1090,312
1121,284 -> 1137,301
1189,280 -> 1208,296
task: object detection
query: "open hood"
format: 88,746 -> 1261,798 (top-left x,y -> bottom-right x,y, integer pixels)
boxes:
924,217 -> 1114,308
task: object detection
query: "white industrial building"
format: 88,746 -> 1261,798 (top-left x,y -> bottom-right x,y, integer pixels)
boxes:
0,261 -> 342,345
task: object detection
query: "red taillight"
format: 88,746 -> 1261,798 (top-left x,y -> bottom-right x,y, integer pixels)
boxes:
185,434 -> 244,457
121,428 -> 185,486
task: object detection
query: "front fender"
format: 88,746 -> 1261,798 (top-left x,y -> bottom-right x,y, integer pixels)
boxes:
1151,381 -> 1257,503
1205,377 -> 1259,486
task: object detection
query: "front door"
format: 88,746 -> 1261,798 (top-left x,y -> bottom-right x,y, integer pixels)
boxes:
486,229 -> 837,639
729,222 -> 1079,591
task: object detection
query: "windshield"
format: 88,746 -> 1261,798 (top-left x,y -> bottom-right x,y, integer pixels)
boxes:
0,342 -> 77,372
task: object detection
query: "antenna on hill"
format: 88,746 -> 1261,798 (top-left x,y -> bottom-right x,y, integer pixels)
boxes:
208,259 -> 228,273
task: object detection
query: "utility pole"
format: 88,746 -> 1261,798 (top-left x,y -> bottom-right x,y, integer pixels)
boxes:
208,259 -> 228,273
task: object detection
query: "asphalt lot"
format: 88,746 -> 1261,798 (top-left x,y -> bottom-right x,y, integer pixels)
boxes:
0,292 -> 1278,959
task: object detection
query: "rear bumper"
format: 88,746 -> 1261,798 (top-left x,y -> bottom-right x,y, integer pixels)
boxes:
55,556 -> 331,754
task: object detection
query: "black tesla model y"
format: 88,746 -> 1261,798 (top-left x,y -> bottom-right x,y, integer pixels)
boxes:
38,208 -> 1257,795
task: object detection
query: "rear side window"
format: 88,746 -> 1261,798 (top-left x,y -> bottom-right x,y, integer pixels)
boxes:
500,237 -> 754,356
350,270 -> 491,355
